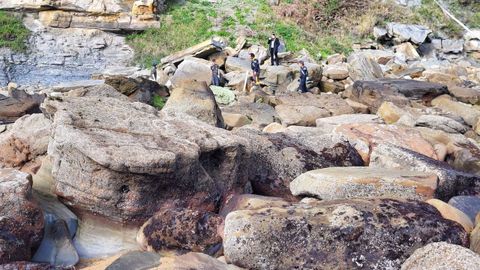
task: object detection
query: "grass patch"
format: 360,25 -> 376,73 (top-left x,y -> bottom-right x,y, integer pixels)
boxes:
0,11 -> 29,51
152,94 -> 166,110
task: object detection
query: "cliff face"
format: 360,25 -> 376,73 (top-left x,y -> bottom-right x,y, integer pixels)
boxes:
0,0 -> 165,31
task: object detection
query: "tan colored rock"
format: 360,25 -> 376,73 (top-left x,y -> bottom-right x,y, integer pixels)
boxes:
395,42 -> 420,61
423,69 -> 462,86
275,105 -> 330,126
326,54 -> 346,65
323,63 -> 349,80
377,101 -> 408,124
426,199 -> 474,232
223,113 -> 251,129
262,122 -> 286,133
290,167 -> 438,201
220,194 -> 291,217
432,95 -> 480,127
345,98 -> 369,113
334,123 -> 437,164
158,252 -> 244,270
161,37 -> 227,65
448,86 -> 480,105
472,222 -> 480,254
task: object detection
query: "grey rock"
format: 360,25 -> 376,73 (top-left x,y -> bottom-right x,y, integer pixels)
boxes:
33,193 -> 78,239
441,39 -> 464,54
387,23 -> 432,44
0,89 -> 45,123
347,52 -> 384,81
32,215 -> 79,267
222,102 -> 279,128
225,57 -> 251,73
169,57 -> 213,87
370,143 -> 480,201
415,115 -> 468,134
448,196 -> 480,224
401,242 -> 480,270
350,79 -> 448,112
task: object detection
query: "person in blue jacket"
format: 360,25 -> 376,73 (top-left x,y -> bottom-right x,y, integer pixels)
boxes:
268,33 -> 281,66
299,61 -> 309,93
210,59 -> 220,86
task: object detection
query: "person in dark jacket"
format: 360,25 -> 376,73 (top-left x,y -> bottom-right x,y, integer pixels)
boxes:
151,61 -> 158,81
299,61 -> 309,93
250,53 -> 260,85
211,59 -> 220,86
268,34 -> 280,66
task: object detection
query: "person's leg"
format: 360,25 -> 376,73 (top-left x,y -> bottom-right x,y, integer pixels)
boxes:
275,51 -> 279,65
213,76 -> 220,86
270,49 -> 274,65
300,79 -> 307,93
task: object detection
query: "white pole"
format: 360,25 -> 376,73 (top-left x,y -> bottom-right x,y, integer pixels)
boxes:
242,71 -> 249,92
433,0 -> 471,33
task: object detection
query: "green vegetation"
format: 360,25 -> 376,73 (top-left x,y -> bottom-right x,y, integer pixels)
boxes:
152,94 -> 166,110
0,11 -> 29,51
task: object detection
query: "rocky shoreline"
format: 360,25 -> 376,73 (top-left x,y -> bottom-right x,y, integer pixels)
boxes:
1,1 -> 480,270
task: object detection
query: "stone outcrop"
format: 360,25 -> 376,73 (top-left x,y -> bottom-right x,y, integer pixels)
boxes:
234,128 -> 363,200
42,96 -> 250,223
223,198 -> 468,270
104,76 -> 169,104
290,167 -> 438,201
0,169 -> 44,264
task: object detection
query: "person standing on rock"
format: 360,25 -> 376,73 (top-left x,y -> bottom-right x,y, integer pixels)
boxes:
299,61 -> 309,93
211,59 -> 220,86
268,33 -> 280,66
250,53 -> 260,85
151,61 -> 158,81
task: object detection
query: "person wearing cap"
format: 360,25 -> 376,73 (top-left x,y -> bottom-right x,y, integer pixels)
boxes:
211,59 -> 220,86
250,53 -> 260,85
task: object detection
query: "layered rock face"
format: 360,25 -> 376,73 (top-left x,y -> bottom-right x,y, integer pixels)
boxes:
223,198 -> 468,270
1,0 -> 163,31
42,96 -> 250,223
0,169 -> 44,264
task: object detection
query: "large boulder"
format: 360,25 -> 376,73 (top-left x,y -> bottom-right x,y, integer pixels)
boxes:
275,105 -> 330,126
0,89 -> 45,124
347,52 -> 384,81
334,123 -> 438,164
387,23 -> 432,44
316,114 -> 383,133
370,143 -> 480,200
221,102 -> 279,129
163,80 -> 224,128
349,79 -> 448,113
432,95 -> 480,127
42,96 -> 250,223
275,93 -> 354,116
0,114 -> 51,173
233,128 -> 363,200
225,57 -> 251,73
426,199 -> 474,232
415,115 -> 468,134
0,169 -> 44,264
169,57 -> 213,87
137,208 -> 222,254
290,167 -> 438,201
223,198 -> 468,270
401,242 -> 480,270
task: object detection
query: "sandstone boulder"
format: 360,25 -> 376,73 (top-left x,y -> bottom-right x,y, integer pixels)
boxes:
323,63 -> 349,80
275,105 -> 330,126
225,57 -> 251,73
401,242 -> 480,270
0,114 -> 51,173
448,86 -> 480,105
137,208 -> 223,254
163,80 -> 224,127
220,194 -> 291,217
42,96 -> 250,223
104,76 -> 168,103
275,93 -> 354,116
316,114 -> 382,133
234,128 -> 363,199
432,95 -> 480,127
0,169 -> 44,264
347,52 -> 384,81
159,252 -> 244,270
350,79 -> 448,112
0,90 -> 45,123
426,199 -> 474,232
170,57 -> 213,87
370,143 -> 480,200
290,167 -> 438,201
222,102 -> 278,128
224,198 -> 468,270
415,115 -> 468,134
448,196 -> 480,224
334,123 -> 437,164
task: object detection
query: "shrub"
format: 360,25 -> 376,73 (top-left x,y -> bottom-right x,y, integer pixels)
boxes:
152,94 -> 166,110
0,11 -> 29,51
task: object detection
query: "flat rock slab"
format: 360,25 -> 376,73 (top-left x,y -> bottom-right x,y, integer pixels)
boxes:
0,90 -> 45,123
223,198 -> 468,270
448,196 -> 480,224
290,167 -> 438,201
160,252 -> 244,270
